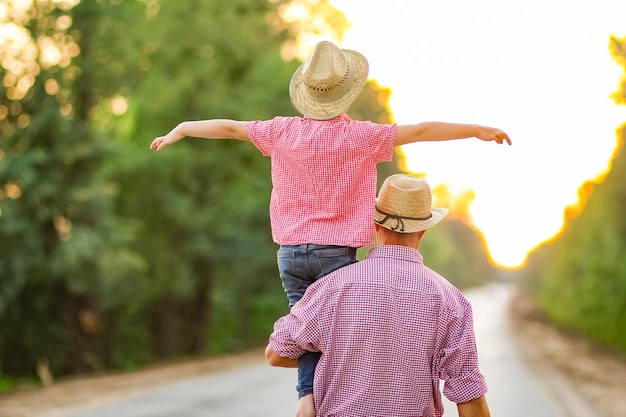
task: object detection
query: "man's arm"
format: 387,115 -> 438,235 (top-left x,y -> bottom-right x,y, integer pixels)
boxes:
150,119 -> 250,151
457,395 -> 491,417
265,344 -> 299,368
395,122 -> 511,147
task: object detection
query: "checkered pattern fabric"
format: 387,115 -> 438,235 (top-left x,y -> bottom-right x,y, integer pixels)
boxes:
247,114 -> 396,247
270,245 -> 487,417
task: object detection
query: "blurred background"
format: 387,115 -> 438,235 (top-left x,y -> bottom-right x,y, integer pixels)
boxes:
0,0 -> 624,392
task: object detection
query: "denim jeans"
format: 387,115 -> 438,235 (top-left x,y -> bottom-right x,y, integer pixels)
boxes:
277,244 -> 358,397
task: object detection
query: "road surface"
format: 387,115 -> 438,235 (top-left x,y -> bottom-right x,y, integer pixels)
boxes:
66,284 -> 593,417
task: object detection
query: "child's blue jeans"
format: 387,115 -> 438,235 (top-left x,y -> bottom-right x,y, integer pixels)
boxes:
277,244 -> 358,398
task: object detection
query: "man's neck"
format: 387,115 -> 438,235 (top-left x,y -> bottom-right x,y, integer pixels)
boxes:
375,229 -> 424,249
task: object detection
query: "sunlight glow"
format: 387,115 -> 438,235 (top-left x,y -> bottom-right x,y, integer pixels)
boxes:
330,0 -> 626,269
53,214 -> 72,241
278,0 -> 348,61
1,4 -> 80,101
111,96 -> 128,116
5,182 -> 22,199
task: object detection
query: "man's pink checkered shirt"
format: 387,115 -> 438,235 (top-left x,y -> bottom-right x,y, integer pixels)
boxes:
247,114 -> 396,247
269,245 -> 487,417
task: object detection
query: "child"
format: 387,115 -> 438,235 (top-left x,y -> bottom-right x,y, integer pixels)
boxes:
150,40 -> 511,417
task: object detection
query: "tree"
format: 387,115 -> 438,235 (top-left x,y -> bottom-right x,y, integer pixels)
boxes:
0,0 -> 501,380
0,0 -> 142,375
102,0 -> 354,360
420,185 -> 498,288
521,33 -> 626,352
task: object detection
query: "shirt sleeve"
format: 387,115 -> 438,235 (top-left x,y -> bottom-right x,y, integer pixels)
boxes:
436,296 -> 488,404
268,281 -> 327,359
247,118 -> 282,156
353,120 -> 397,163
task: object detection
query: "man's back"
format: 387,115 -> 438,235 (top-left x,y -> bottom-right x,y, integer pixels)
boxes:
271,245 -> 487,417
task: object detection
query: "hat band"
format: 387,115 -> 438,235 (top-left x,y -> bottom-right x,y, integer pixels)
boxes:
375,206 -> 432,232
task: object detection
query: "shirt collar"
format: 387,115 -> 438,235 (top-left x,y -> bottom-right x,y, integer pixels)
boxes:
366,245 -> 424,264
305,113 -> 351,122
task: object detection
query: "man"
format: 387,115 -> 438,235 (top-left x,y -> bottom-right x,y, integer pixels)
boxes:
266,174 -> 491,417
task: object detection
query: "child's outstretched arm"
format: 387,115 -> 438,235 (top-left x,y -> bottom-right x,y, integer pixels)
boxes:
150,119 -> 250,151
394,122 -> 511,147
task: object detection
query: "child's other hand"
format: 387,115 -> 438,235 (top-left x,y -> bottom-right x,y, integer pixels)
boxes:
150,136 -> 166,151
150,133 -> 181,151
477,126 -> 512,145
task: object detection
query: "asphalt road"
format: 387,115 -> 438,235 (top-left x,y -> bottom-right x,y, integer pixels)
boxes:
67,284 -> 594,417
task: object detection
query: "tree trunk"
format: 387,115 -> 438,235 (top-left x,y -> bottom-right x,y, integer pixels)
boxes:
58,285 -> 102,373
149,297 -> 180,358
184,258 -> 213,355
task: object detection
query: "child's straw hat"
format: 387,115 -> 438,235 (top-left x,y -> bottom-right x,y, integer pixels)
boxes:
374,174 -> 449,233
289,41 -> 369,120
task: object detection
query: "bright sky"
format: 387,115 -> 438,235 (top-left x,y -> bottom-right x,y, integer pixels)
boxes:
329,0 -> 626,269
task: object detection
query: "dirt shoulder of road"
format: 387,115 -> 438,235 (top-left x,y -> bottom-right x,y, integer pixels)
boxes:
507,289 -> 626,417
1,288 -> 626,417
0,349 -> 266,417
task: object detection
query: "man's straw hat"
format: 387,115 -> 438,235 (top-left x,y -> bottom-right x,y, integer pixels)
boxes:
374,174 -> 448,233
289,41 -> 369,120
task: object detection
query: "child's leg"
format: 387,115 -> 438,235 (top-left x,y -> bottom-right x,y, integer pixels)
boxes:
277,244 -> 357,416
296,352 -> 319,417
277,245 -> 317,417
277,244 -> 358,309
296,393 -> 316,417
277,245 -> 315,309
297,351 -> 321,397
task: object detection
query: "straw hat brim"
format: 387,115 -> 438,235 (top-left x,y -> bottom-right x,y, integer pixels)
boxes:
374,204 -> 449,233
289,49 -> 369,120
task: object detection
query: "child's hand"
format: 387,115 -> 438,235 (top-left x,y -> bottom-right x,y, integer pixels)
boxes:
477,126 -> 511,145
150,131 -> 183,151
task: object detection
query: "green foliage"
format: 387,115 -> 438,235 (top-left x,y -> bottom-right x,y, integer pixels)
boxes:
105,0 -> 302,363
420,219 -> 497,289
0,0 -> 301,377
0,67 -> 141,373
528,132 -> 626,352
0,0 -> 504,382
610,34 -> 626,106
522,36 -> 626,352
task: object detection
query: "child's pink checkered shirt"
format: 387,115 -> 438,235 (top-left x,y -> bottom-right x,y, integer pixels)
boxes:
247,114 -> 397,247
